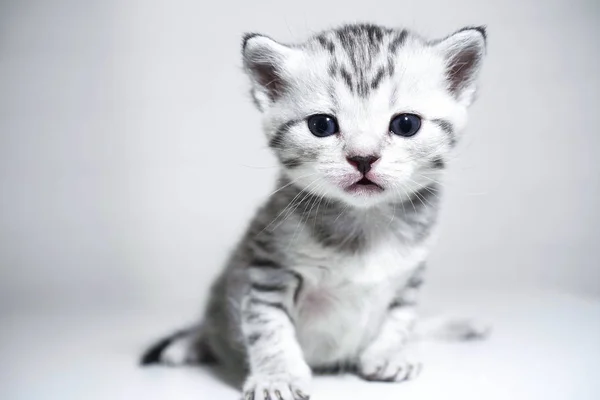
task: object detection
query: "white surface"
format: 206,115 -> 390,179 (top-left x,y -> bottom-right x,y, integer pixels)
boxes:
2,290 -> 599,400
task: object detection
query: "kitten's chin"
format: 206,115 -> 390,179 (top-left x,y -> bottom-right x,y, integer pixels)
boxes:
340,193 -> 389,208
345,178 -> 384,195
331,183 -> 390,208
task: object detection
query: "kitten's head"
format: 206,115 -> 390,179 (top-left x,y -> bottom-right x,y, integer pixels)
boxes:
242,24 -> 486,207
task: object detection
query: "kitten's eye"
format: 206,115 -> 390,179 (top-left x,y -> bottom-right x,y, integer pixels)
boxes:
389,114 -> 421,137
307,114 -> 339,137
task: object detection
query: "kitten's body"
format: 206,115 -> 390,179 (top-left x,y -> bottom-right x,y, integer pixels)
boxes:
202,179 -> 437,368
142,24 -> 488,399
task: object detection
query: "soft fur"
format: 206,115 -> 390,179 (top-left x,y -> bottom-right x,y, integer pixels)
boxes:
141,23 -> 488,400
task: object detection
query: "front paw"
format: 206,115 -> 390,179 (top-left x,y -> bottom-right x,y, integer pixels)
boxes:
358,351 -> 422,383
243,374 -> 310,400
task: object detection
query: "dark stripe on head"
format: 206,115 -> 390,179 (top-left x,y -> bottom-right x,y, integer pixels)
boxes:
371,67 -> 385,90
334,24 -> 387,51
390,84 -> 398,107
431,157 -> 445,169
387,56 -> 395,77
365,24 -> 385,46
328,84 -> 340,110
317,35 -> 336,54
280,149 -> 318,170
335,28 -> 356,64
269,120 -> 318,169
357,72 -> 369,97
389,30 -> 408,53
282,157 -> 303,169
269,119 -> 301,149
340,67 -> 353,91
319,25 -> 411,97
431,118 -> 455,146
328,62 -> 337,77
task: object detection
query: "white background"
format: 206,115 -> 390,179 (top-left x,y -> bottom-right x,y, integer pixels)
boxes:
1,1 -> 599,399
1,0 -> 599,314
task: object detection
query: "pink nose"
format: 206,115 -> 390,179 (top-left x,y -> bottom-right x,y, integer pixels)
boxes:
346,155 -> 380,175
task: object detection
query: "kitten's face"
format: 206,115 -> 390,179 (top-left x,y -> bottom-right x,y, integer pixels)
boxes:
243,25 -> 486,207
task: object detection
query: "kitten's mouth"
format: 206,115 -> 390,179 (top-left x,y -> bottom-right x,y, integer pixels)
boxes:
345,177 -> 384,195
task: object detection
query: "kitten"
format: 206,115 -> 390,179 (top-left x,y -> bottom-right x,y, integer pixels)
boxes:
141,23 -> 488,400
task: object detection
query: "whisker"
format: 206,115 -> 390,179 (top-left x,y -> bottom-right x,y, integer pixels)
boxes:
265,172 -> 318,200
258,176 -> 322,235
287,180 -> 326,249
275,178 -> 323,232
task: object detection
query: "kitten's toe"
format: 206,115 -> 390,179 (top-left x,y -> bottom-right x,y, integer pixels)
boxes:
243,374 -> 310,400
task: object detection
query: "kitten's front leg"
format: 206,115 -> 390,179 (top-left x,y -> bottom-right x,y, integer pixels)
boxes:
241,267 -> 311,400
358,264 -> 425,383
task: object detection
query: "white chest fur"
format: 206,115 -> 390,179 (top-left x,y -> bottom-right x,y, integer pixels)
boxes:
290,236 -> 428,367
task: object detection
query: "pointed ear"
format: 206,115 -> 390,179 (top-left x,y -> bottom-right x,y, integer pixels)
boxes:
242,33 -> 296,111
434,26 -> 487,106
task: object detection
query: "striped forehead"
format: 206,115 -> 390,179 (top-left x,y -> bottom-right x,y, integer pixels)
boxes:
306,24 -> 411,98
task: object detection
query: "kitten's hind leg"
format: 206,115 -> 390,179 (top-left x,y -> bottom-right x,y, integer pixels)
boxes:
140,324 -> 215,366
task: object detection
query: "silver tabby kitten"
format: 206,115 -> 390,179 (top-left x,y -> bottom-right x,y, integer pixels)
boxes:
142,23 -> 488,400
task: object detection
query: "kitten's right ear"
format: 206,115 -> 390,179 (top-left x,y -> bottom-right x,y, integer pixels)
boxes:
433,26 -> 487,107
242,33 -> 296,111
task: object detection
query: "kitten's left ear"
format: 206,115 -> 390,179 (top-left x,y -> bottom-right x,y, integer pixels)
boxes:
433,26 -> 487,106
242,33 -> 297,112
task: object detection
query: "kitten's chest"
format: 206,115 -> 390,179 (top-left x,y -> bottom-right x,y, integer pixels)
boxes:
292,235 -> 427,290
290,239 -> 426,366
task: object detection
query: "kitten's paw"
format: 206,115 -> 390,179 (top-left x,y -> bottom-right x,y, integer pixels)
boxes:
358,352 -> 422,383
243,374 -> 310,400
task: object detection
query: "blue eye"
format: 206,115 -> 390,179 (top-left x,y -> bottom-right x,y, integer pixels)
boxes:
307,114 -> 339,137
390,113 -> 421,137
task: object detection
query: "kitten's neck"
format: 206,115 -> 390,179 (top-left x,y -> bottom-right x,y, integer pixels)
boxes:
265,174 -> 440,251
